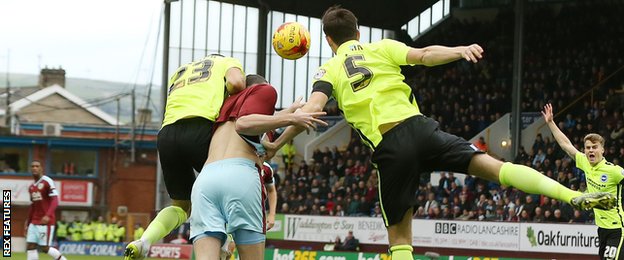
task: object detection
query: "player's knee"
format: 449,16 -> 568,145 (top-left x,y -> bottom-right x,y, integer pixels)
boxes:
40,246 -> 50,252
172,200 -> 191,214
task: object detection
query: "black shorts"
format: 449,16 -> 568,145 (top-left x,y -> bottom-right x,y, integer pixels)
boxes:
157,117 -> 214,200
598,227 -> 624,260
371,115 -> 482,226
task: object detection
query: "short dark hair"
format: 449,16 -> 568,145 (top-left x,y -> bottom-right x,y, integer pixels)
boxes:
321,5 -> 358,46
246,74 -> 268,87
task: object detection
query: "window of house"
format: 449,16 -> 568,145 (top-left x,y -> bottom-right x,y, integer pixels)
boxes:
0,146 -> 30,173
50,149 -> 97,177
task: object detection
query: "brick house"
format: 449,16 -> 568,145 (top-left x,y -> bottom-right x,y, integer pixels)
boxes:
0,68 -> 160,239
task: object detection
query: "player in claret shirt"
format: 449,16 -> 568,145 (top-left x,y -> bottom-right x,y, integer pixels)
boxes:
25,160 -> 67,260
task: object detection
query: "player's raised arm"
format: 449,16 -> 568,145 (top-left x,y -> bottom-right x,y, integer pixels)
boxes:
407,44 -> 484,66
263,91 -> 329,158
542,103 -> 580,159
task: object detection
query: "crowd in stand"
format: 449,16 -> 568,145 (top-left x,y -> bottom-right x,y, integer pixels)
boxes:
275,1 -> 624,224
55,216 -> 137,243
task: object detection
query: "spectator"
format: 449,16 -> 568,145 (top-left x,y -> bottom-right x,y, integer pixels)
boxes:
68,217 -> 82,241
56,216 -> 69,242
337,231 -> 359,251
569,210 -> 587,223
133,223 -> 144,241
474,136 -> 488,152
533,207 -> 545,223
281,140 -> 297,170
553,209 -> 569,223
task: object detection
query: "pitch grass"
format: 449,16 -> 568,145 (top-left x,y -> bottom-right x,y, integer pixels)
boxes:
8,252 -> 177,259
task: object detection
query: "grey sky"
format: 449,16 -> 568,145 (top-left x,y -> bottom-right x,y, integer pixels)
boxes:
0,0 -> 162,85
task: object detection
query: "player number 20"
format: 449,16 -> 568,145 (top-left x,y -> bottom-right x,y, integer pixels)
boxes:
604,246 -> 617,259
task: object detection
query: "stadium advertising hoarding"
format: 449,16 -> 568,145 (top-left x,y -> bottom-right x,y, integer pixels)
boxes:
413,220 -> 519,251
267,249 -> 534,260
0,179 -> 93,206
283,215 -> 387,244
58,242 -> 193,259
58,241 -> 125,256
519,223 -> 599,254
280,214 -> 598,255
148,244 -> 193,259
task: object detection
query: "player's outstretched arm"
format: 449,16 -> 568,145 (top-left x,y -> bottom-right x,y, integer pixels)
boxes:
542,103 -> 579,159
263,91 -> 329,159
236,110 -> 327,136
407,44 -> 484,66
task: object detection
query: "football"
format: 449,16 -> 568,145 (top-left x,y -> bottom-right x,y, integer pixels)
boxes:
272,22 -> 311,60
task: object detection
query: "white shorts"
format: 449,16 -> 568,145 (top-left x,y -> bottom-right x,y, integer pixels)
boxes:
26,224 -> 55,246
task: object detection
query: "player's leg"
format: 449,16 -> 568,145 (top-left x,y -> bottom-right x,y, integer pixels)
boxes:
193,234 -> 224,260
386,209 -> 414,260
370,116 -> 426,260
26,224 -> 40,260
598,227 -> 624,260
125,123 -> 198,260
468,154 -> 615,210
222,159 -> 266,260
416,115 -> 614,210
38,225 -> 67,260
190,160 -> 232,260
233,229 -> 265,260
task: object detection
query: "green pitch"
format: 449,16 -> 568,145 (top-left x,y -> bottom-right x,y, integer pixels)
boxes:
8,252 -> 177,259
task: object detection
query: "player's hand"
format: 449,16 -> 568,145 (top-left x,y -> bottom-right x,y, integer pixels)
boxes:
290,109 -> 328,133
267,214 -> 275,230
261,138 -> 278,160
541,103 -> 554,123
41,216 -> 50,225
286,96 -> 306,113
461,44 -> 484,63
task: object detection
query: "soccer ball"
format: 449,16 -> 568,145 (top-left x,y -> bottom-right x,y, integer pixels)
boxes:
272,22 -> 311,60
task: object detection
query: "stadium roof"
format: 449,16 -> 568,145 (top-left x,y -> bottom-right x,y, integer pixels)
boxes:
221,0 -> 437,30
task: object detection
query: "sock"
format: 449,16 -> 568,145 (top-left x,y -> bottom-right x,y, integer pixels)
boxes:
27,249 -> 39,260
390,245 -> 413,260
499,162 -> 582,204
47,247 -> 65,260
141,205 -> 188,244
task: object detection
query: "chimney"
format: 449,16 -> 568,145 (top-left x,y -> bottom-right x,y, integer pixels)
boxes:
39,67 -> 66,88
137,108 -> 152,125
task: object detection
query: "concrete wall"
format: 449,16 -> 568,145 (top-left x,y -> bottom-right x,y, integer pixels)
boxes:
469,113 -> 512,161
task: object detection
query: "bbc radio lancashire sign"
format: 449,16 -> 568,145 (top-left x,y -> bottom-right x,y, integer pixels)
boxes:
414,220 -> 520,251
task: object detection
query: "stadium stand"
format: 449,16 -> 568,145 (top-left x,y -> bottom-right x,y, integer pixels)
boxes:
276,0 -> 624,224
